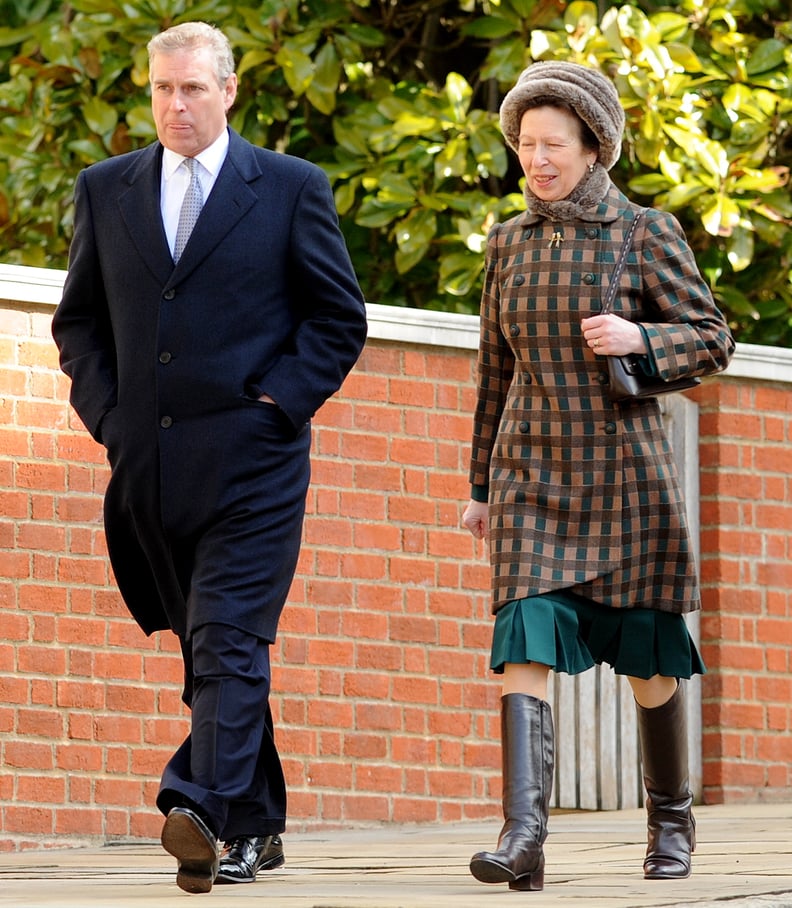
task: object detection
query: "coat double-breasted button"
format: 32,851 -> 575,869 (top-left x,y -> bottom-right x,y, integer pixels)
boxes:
583,273 -> 596,285
514,275 -> 525,286
518,421 -> 530,433
160,416 -> 173,429
510,324 -> 520,337
159,351 -> 172,364
604,422 -> 617,434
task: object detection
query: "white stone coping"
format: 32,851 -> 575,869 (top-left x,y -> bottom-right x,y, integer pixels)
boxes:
1,262 -> 789,381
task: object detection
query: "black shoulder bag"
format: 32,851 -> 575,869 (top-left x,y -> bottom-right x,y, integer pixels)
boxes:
601,208 -> 700,402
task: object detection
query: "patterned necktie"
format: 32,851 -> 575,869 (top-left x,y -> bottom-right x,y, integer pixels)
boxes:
173,157 -> 203,262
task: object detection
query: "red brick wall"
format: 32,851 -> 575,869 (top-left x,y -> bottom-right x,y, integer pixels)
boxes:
0,288 -> 790,849
696,377 -> 792,803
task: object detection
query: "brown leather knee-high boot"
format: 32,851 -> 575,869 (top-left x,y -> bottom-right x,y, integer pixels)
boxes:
636,682 -> 696,880
470,693 -> 554,891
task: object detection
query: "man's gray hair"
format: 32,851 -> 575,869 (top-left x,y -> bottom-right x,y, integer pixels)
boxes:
148,21 -> 235,86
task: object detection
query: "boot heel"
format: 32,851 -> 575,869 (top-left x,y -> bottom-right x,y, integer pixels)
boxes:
509,862 -> 544,891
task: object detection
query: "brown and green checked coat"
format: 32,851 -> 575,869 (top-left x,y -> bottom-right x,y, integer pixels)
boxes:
469,182 -> 734,616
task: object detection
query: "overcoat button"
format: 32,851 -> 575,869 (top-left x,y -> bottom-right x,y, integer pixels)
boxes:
163,289 -> 176,300
604,422 -> 616,434
525,374 -> 532,384
518,421 -> 530,433
524,228 -> 533,238
160,416 -> 173,429
597,372 -> 608,385
159,351 -> 172,364
586,228 -> 599,239
509,324 -> 520,337
514,274 -> 525,286
583,273 -> 596,285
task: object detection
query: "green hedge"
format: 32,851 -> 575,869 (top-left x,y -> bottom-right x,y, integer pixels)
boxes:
1,0 -> 790,343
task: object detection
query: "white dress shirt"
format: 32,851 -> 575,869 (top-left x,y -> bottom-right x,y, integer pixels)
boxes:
160,128 -> 230,258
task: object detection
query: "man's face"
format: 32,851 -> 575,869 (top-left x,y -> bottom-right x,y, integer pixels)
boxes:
150,45 -> 237,157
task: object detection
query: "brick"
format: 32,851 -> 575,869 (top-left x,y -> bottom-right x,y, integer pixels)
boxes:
391,675 -> 438,705
16,708 -> 65,738
347,401 -> 400,433
3,806 -> 54,835
393,798 -> 438,823
0,676 -> 29,705
94,778 -> 145,807
55,808 -> 104,836
355,762 -> 401,792
95,651 -> 143,682
105,684 -> 156,715
56,681 -> 105,711
56,616 -> 106,646
17,775 -> 66,804
4,741 -> 54,770
17,645 -> 68,676
389,436 -> 436,467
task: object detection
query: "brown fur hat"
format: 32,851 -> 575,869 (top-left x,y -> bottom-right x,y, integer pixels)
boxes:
499,61 -> 625,171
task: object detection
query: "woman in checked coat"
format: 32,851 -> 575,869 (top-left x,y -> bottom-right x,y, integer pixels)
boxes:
462,62 -> 734,891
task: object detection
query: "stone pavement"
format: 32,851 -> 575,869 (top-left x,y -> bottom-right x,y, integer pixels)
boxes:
0,802 -> 789,907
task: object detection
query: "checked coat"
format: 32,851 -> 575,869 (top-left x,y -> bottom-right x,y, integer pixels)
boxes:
469,182 -> 734,615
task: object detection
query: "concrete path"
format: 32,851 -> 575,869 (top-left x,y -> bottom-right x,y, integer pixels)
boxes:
0,802 -> 790,907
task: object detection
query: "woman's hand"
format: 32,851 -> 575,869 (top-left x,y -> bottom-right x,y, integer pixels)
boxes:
462,499 -> 488,540
580,313 -> 647,356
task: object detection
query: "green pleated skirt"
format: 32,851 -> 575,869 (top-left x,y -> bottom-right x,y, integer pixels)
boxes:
490,590 -> 705,680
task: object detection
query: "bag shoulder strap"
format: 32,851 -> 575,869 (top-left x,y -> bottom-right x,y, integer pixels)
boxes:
600,208 -> 646,315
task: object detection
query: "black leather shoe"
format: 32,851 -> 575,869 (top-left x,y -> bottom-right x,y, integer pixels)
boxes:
215,834 -> 285,884
161,807 -> 219,894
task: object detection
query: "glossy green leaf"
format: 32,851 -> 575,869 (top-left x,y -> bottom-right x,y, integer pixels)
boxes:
726,225 -> 754,272
445,73 -> 472,122
650,12 -> 691,42
355,198 -> 409,228
439,251 -> 483,297
746,39 -> 787,75
275,45 -> 312,95
434,136 -> 468,181
701,194 -> 741,236
628,174 -> 670,196
82,97 -> 117,135
395,208 -> 436,257
306,42 -> 341,115
462,17 -> 520,39
334,179 -> 358,216
663,182 -> 709,209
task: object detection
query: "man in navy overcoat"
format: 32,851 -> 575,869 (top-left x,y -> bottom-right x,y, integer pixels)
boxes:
52,21 -> 367,894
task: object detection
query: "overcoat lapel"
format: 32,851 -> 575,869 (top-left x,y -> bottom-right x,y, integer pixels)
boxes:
167,131 -> 261,281
115,130 -> 262,285
117,143 -> 173,284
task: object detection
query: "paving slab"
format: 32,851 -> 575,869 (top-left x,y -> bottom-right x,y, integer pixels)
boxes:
0,803 -> 789,907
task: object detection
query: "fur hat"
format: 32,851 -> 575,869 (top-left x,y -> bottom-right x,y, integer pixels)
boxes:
500,61 -> 625,171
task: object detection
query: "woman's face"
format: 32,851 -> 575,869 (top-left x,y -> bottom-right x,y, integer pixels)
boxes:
517,106 -> 598,201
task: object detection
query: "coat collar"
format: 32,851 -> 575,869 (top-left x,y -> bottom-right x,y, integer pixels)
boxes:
117,128 -> 262,285
518,181 -> 634,226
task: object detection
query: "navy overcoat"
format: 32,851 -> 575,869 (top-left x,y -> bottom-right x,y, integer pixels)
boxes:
53,129 -> 367,640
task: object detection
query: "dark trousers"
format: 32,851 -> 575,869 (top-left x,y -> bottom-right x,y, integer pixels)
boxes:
156,623 -> 287,841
